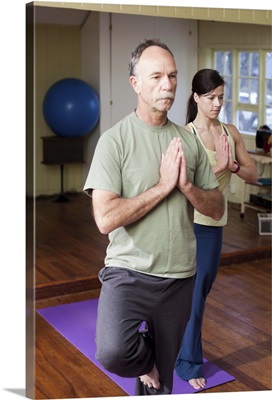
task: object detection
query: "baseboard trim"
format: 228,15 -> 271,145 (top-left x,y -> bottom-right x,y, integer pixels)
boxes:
220,245 -> 271,266
35,246 -> 271,300
35,276 -> 101,300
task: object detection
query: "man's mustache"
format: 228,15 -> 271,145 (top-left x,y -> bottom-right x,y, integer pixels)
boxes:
157,92 -> 175,100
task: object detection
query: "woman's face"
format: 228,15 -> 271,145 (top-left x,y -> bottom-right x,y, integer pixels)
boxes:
194,85 -> 224,119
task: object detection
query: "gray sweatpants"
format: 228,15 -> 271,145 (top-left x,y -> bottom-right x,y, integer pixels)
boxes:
95,267 -> 194,395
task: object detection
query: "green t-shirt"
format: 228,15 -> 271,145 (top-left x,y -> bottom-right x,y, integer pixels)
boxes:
84,112 -> 218,279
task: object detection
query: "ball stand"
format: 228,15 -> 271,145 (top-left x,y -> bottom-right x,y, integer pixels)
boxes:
53,164 -> 70,203
41,136 -> 85,202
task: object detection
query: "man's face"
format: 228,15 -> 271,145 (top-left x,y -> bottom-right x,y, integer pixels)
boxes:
132,46 -> 178,113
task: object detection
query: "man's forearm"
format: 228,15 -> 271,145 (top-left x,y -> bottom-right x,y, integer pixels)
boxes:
180,182 -> 224,221
92,181 -> 171,235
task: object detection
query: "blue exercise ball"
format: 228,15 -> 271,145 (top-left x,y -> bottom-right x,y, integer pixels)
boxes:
43,78 -> 100,137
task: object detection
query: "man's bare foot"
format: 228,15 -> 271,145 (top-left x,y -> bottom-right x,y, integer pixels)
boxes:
139,364 -> 160,389
188,377 -> 206,389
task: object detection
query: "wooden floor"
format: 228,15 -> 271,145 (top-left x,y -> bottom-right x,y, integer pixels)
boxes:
28,192 -> 271,299
27,193 -> 272,398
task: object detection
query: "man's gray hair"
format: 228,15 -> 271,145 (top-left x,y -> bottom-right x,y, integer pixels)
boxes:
128,38 -> 174,77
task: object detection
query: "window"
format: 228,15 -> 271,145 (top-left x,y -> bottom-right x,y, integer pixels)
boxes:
215,51 -> 232,123
265,52 -> 272,129
214,50 -> 272,134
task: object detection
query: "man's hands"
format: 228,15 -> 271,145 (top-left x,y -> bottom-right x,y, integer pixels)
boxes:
159,137 -> 182,192
159,137 -> 190,193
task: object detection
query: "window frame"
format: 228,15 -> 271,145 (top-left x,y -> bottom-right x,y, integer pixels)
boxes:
213,49 -> 271,135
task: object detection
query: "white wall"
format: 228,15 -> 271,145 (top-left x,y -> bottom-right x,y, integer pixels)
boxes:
110,13 -> 198,127
81,11 -> 101,174
32,23 -> 82,197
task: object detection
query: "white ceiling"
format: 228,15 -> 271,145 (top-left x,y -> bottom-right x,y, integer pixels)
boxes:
34,6 -> 90,26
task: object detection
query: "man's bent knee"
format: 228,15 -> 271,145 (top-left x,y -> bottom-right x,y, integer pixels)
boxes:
96,347 -> 127,375
96,339 -> 154,378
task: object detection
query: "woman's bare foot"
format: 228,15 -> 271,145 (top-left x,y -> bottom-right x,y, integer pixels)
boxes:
188,377 -> 206,389
139,364 -> 160,389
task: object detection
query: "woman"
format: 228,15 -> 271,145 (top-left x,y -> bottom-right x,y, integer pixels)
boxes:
174,69 -> 258,390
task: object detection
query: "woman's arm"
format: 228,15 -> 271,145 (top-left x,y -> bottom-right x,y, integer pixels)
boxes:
226,124 -> 258,184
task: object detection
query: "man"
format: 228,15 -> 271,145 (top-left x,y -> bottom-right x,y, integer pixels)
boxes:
83,38 -> 224,395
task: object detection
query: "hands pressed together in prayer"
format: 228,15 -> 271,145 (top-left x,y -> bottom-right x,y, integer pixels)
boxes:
215,133 -> 237,173
159,136 -> 224,221
159,137 -> 189,194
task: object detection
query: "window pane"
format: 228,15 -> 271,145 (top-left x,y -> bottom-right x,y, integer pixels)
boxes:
224,77 -> 231,99
239,52 -> 259,107
237,110 -> 258,133
265,53 -> 272,128
239,52 -> 249,76
266,80 -> 272,104
265,107 -> 272,129
225,52 -> 232,75
266,79 -> 272,128
239,78 -> 249,103
250,79 -> 258,104
214,51 -> 232,76
251,52 -> 259,76
221,102 -> 232,124
239,78 -> 258,104
266,52 -> 272,79
215,52 -> 224,74
214,51 -> 233,125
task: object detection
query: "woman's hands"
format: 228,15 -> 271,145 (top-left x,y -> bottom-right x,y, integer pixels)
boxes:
215,133 -> 230,173
215,133 -> 238,173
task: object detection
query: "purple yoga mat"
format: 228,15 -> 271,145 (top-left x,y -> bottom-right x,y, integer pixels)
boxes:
37,298 -> 235,395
